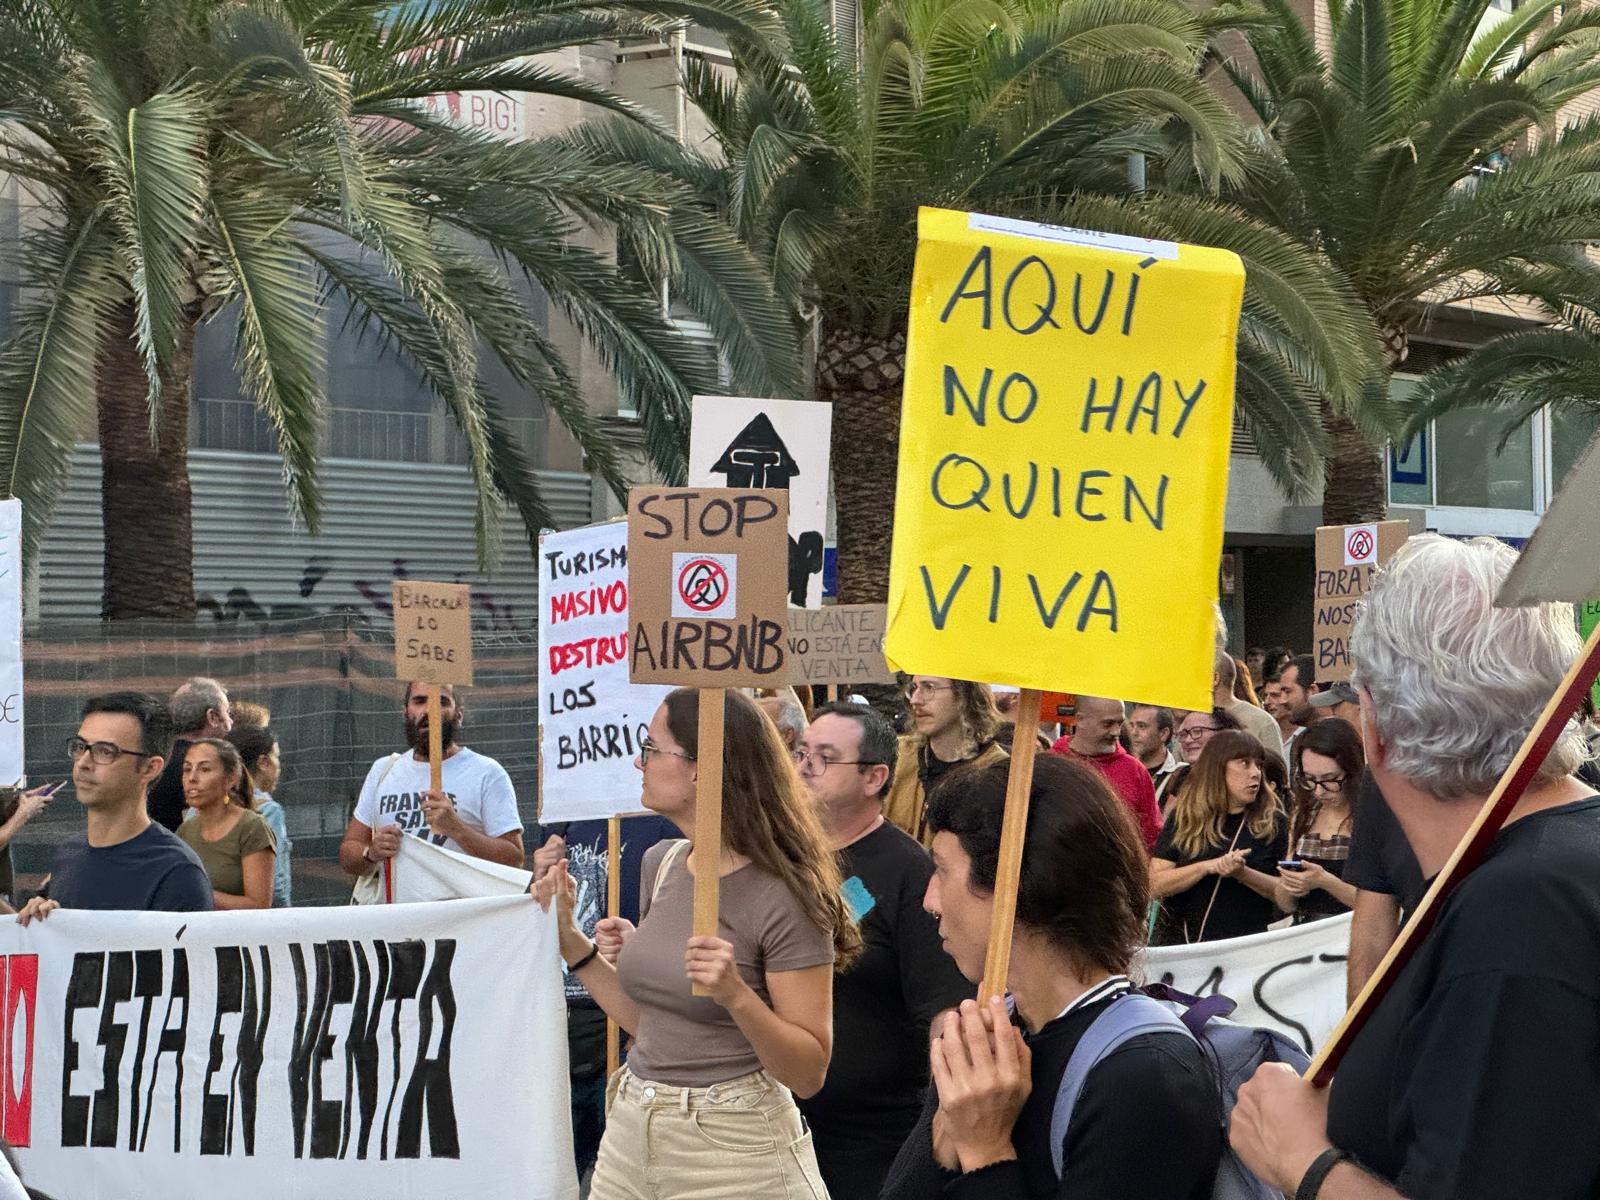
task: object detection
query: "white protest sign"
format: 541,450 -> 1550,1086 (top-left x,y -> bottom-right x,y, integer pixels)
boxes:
354,836 -> 531,905
0,501 -> 20,786
1140,912 -> 1351,1055
688,396 -> 832,608
8,897 -> 573,1200
539,522 -> 671,823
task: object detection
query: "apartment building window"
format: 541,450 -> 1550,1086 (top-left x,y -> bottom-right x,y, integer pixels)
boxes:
1387,372 -> 1593,525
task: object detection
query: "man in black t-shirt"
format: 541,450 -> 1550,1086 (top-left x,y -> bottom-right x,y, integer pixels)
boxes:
19,693 -> 213,922
1231,535 -> 1600,1200
796,703 -> 974,1200
1341,772 -> 1427,1001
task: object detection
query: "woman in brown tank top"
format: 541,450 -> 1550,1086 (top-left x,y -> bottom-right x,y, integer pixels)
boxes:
534,688 -> 861,1198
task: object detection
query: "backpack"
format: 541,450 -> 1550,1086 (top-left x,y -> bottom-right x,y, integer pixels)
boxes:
1050,984 -> 1310,1200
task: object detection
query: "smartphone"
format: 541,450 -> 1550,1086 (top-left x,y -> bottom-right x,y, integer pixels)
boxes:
1278,859 -> 1306,871
38,781 -> 67,797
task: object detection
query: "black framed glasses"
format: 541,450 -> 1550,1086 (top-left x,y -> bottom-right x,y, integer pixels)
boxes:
66,736 -> 151,765
1177,726 -> 1222,741
639,737 -> 694,765
1295,775 -> 1349,795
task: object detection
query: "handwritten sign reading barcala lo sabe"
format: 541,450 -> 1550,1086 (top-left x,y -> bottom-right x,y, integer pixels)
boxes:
392,580 -> 475,685
883,209 -> 1244,711
628,487 -> 790,688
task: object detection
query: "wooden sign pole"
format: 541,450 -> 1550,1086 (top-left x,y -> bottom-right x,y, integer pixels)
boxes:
606,814 -> 622,1075
427,684 -> 445,792
978,688 -> 1043,1004
692,688 -> 726,996
1307,621 -> 1600,1085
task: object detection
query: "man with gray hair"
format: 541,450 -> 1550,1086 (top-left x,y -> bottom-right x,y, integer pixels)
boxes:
147,676 -> 233,831
758,690 -> 809,754
1232,535 -> 1600,1200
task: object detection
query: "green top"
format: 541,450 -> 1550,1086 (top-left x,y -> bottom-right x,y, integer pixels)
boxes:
178,807 -> 276,897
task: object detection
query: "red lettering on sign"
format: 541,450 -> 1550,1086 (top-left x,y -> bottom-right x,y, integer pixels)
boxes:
2,955 -> 37,1146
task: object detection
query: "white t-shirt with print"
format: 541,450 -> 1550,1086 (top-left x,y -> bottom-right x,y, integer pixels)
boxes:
353,747 -> 522,855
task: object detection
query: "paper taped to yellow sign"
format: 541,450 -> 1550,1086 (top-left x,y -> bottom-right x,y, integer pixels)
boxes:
884,208 -> 1243,711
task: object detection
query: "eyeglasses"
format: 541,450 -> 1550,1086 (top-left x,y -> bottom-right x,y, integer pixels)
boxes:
639,737 -> 694,765
793,748 -> 879,775
905,682 -> 955,702
1178,726 -> 1222,741
66,736 -> 151,765
1296,775 -> 1348,795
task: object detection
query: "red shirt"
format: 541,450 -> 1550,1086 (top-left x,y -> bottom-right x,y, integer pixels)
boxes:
1050,739 -> 1163,850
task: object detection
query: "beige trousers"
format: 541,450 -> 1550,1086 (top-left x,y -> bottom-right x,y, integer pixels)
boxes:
589,1066 -> 830,1200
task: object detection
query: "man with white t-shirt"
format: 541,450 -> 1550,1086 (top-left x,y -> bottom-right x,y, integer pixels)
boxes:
338,681 -> 525,873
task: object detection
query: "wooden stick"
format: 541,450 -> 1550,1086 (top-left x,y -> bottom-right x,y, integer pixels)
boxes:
979,688 -> 1043,1004
1306,620 -> 1600,1085
606,815 -> 622,1076
427,685 -> 444,793
692,688 -> 726,996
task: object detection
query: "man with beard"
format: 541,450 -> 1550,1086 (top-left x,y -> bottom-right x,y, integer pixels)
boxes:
339,681 -> 524,873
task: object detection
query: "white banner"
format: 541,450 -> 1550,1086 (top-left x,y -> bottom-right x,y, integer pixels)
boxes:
688,396 -> 832,608
7,897 -> 574,1200
1140,913 -> 1351,1055
0,500 -> 20,787
538,522 -> 671,823
387,837 -> 531,903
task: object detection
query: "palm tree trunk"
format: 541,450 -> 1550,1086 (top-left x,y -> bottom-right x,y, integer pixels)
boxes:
96,303 -> 197,620
818,325 -> 906,606
1319,403 -> 1388,525
1320,325 -> 1404,526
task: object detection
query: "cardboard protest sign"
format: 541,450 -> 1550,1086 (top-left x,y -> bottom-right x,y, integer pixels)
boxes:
884,208 -> 1243,713
786,604 -> 895,686
8,898 -> 574,1200
1312,521 -> 1408,683
391,579 -> 474,685
0,502 -> 20,787
627,487 -> 790,688
1584,602 -> 1600,708
539,522 -> 671,823
689,397 -> 832,608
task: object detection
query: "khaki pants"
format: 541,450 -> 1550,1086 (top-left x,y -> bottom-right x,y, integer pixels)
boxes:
589,1066 -> 829,1200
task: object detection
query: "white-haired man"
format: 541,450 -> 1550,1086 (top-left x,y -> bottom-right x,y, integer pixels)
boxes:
1231,536 -> 1599,1200
147,676 -> 232,831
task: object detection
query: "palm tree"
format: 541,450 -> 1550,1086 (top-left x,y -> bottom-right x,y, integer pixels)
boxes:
583,0 -> 1380,607
1218,0 -> 1600,524
0,0 -> 801,618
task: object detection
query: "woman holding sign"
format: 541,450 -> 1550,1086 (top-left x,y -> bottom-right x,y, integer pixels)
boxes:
534,688 -> 859,1199
1148,731 -> 1288,944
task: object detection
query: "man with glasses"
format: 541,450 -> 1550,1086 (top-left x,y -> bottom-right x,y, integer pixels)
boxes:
16,694 -> 213,922
794,703 -> 973,1200
885,676 -> 1006,845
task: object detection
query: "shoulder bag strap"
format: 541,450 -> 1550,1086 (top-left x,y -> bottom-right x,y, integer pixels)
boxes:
1192,813 -> 1249,943
647,839 -> 691,911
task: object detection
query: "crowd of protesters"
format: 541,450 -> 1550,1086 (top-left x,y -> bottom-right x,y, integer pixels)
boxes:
6,533 -> 1600,1200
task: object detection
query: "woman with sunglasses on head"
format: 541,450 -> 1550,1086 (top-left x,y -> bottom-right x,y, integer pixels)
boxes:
1275,718 -> 1363,924
533,688 -> 859,1200
1149,731 -> 1288,945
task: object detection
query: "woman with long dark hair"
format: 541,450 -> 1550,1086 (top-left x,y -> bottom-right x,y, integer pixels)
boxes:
176,738 -> 276,910
1150,731 -> 1287,944
534,688 -> 859,1199
1277,718 -> 1363,923
881,754 -> 1222,1198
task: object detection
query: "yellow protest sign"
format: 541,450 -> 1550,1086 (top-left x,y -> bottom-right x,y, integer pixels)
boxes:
884,208 -> 1244,712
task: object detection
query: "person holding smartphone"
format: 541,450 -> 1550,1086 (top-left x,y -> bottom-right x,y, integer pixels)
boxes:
1275,718 -> 1363,923
0,780 -> 58,906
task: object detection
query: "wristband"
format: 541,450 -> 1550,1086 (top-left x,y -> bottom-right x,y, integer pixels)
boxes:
1296,1148 -> 1352,1200
566,942 -> 600,973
